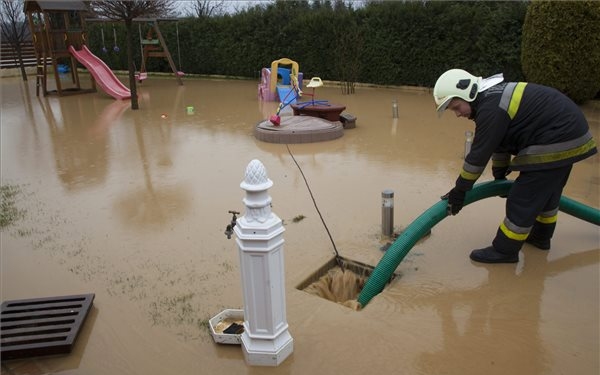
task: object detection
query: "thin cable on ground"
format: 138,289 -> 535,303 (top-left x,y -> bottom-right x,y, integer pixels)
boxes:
286,144 -> 345,271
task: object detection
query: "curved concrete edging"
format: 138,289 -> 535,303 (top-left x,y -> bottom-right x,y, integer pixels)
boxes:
254,116 -> 344,144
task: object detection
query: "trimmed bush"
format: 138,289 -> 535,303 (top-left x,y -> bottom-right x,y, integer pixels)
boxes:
521,1 -> 600,103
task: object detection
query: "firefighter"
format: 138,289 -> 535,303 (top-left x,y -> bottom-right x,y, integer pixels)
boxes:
434,69 -> 597,263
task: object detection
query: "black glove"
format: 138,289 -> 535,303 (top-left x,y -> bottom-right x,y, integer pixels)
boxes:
441,188 -> 466,216
492,166 -> 510,180
492,167 -> 511,198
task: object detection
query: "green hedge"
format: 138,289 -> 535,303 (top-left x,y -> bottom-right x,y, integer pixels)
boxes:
83,1 -> 598,102
521,1 -> 600,103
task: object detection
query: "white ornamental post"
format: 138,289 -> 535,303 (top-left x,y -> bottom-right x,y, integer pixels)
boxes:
234,159 -> 294,366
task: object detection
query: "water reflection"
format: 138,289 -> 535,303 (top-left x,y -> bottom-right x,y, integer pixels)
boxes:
19,77 -> 37,131
88,98 -> 129,137
391,117 -> 398,136
113,109 -> 191,229
38,95 -> 109,190
415,249 -> 598,375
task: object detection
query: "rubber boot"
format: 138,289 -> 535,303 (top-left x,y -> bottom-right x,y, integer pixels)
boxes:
470,246 -> 519,264
525,222 -> 555,250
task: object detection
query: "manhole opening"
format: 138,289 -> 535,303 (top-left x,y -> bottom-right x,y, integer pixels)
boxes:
296,256 -> 397,310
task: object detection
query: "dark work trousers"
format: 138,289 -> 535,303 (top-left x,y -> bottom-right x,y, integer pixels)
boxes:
492,165 -> 573,254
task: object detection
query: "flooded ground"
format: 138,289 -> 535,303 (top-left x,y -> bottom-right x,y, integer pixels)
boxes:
1,73 -> 599,375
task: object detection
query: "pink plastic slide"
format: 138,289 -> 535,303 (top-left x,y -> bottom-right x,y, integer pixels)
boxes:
69,45 -> 131,100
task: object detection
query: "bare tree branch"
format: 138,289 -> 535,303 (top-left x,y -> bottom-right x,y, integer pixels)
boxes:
89,0 -> 176,21
191,0 -> 225,17
1,0 -> 31,80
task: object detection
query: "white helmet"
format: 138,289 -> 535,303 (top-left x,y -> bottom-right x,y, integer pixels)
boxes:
433,69 -> 482,116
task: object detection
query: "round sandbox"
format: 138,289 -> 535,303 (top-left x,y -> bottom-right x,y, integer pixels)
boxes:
254,115 -> 344,144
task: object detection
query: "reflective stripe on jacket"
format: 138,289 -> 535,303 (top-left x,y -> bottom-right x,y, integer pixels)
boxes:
454,82 -> 597,192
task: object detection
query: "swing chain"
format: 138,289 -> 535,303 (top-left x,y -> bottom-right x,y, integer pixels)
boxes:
112,24 -> 119,53
100,27 -> 107,53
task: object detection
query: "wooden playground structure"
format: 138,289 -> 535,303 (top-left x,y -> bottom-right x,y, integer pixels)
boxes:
136,19 -> 184,85
23,1 -> 183,98
24,1 -> 94,96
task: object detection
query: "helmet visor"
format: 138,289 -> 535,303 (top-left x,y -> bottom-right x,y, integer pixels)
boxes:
435,96 -> 453,117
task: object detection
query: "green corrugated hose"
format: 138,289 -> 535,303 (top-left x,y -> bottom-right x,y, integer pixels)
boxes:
357,179 -> 600,308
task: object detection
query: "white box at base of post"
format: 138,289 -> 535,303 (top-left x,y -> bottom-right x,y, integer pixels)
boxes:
209,309 -> 245,345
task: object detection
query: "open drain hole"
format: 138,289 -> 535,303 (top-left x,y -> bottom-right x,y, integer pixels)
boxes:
296,256 -> 397,310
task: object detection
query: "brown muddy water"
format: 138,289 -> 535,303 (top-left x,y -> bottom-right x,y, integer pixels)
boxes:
1,73 -> 599,375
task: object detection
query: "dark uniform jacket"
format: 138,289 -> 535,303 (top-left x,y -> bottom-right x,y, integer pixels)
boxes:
455,82 -> 597,191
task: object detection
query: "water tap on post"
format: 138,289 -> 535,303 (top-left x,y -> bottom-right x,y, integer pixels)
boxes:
234,159 -> 293,366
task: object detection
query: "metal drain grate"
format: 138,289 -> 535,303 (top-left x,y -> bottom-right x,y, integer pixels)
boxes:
1,293 -> 95,360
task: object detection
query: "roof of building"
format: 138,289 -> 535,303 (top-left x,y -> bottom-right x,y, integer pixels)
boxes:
24,1 -> 88,13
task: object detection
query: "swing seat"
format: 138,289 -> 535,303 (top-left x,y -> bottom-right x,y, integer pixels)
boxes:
177,71 -> 185,77
136,72 -> 148,82
141,39 -> 159,45
307,77 -> 323,88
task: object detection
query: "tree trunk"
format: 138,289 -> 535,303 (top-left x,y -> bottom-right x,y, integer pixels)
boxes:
125,19 -> 138,110
16,46 -> 27,81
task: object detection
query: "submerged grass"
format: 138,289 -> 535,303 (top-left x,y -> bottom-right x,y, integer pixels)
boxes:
0,184 -> 25,229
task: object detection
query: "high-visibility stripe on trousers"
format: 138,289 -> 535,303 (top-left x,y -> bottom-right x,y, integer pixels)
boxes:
491,165 -> 572,255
